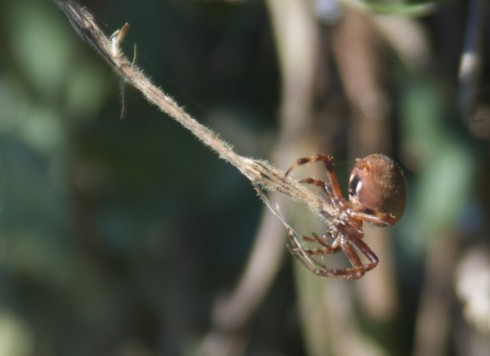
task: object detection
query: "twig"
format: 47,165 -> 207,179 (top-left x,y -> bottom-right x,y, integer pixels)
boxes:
195,0 -> 321,353
51,0 -> 335,225
458,0 -> 487,125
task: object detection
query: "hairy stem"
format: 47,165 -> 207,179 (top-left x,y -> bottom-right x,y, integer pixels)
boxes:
52,0 -> 335,220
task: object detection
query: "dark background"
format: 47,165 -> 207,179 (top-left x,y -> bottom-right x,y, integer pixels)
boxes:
1,0 -> 490,355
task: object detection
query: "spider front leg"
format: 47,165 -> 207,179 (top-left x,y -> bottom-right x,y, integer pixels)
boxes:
285,154 -> 345,205
297,178 -> 347,211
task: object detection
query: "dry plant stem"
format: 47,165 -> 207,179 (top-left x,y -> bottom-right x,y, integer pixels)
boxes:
214,0 -> 321,324
373,16 -> 430,70
458,0 -> 486,124
53,1 -> 330,354
199,195 -> 288,356
199,0 -> 321,354
52,0 -> 335,221
331,8 -> 398,322
412,231 -> 458,356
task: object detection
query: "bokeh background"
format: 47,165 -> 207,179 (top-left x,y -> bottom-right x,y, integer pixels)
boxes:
1,0 -> 490,355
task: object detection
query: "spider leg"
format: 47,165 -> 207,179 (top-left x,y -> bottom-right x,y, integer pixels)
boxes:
298,178 -> 344,209
287,230 -> 373,280
306,238 -> 377,279
285,154 -> 344,201
285,161 -> 333,202
285,175 -> 342,226
298,177 -> 330,195
307,154 -> 344,202
301,243 -> 340,255
351,209 -> 397,226
285,156 -> 323,177
291,232 -> 340,255
302,232 -> 338,249
337,240 -> 368,279
349,234 -> 379,272
287,230 -> 355,279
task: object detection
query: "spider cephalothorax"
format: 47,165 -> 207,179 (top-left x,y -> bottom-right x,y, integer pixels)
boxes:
285,154 -> 406,279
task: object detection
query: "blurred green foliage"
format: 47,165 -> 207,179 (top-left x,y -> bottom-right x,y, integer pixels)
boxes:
0,0 -> 489,355
344,0 -> 438,15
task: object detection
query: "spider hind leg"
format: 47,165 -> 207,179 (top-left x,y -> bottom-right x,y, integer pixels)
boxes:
287,229 -> 378,280
287,230 -> 359,279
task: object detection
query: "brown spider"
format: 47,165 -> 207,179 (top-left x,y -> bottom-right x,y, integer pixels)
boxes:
285,154 -> 406,280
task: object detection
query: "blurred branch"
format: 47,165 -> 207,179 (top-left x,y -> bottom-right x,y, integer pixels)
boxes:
176,0 -> 320,353
265,0 -> 326,353
198,199 -> 287,355
458,0 -> 490,138
330,8 -> 398,322
412,231 -> 458,356
51,2 -> 335,354
458,0 -> 486,124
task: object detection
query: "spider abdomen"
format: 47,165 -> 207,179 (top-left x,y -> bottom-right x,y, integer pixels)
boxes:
348,154 -> 406,222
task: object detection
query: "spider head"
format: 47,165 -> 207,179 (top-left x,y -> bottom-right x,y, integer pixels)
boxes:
348,154 -> 406,225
